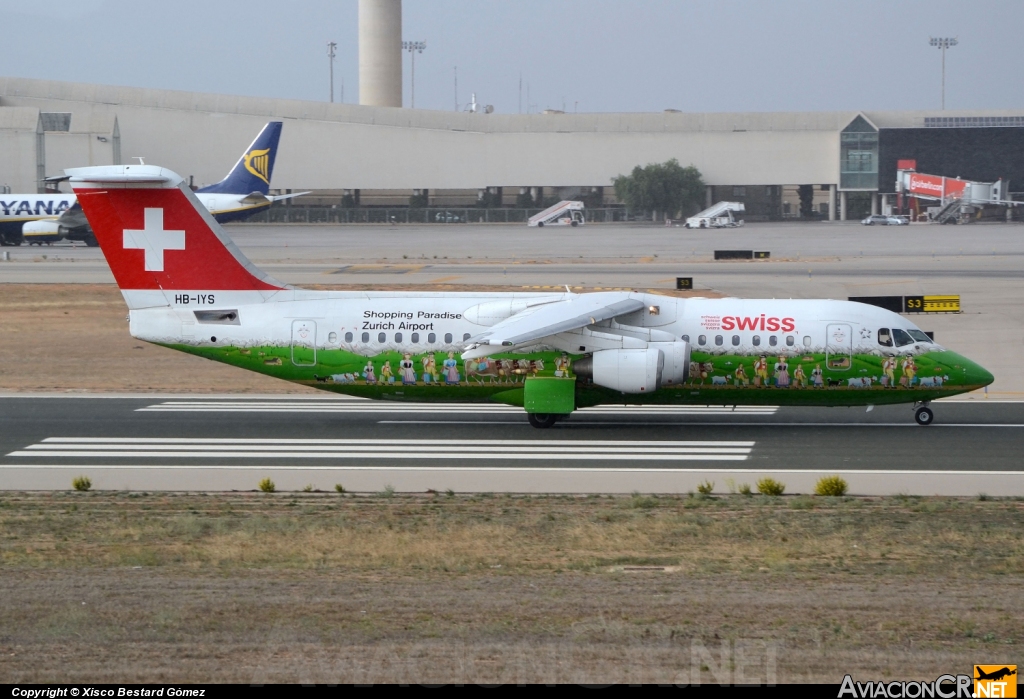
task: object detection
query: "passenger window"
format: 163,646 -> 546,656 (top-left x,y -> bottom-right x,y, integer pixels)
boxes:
428,332 -> 436,343
698,335 -> 706,346
892,329 -> 914,347
345,332 -> 353,343
464,333 -> 471,341
378,332 -> 386,343
769,336 -> 778,347
361,332 -> 369,343
715,335 -> 723,346
445,333 -> 453,343
803,336 -> 811,347
328,332 -> 338,343
395,332 -> 403,343
411,332 -> 420,343
786,336 -> 795,347
878,328 -> 893,347
732,335 -> 740,346
752,335 -> 761,346
682,335 -> 690,343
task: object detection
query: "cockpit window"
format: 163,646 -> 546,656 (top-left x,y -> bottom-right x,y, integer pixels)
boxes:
891,328 -> 914,347
907,329 -> 932,343
878,328 -> 893,347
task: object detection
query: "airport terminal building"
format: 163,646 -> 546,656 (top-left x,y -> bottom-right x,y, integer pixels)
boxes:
2,76 -> 1023,221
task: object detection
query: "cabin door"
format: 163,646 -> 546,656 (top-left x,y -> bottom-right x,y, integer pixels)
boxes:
291,320 -> 317,366
826,323 -> 852,370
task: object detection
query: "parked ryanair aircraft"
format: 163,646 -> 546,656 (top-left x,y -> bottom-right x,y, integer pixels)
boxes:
0,122 -> 299,247
66,164 -> 993,427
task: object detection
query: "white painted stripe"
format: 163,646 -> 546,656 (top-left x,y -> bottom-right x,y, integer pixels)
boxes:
24,444 -> 752,454
39,437 -> 756,446
7,451 -> 750,461
3,464 -> 1021,476
378,420 -> 1024,428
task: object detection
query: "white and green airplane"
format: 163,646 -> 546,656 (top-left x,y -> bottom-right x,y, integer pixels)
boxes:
66,164 -> 993,427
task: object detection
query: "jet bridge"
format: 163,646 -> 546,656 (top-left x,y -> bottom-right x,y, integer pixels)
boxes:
896,168 -> 1017,223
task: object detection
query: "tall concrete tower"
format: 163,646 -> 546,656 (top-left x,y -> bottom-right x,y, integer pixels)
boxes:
359,0 -> 402,108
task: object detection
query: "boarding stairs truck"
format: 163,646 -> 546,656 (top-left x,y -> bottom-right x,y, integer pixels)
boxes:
896,167 -> 1017,224
528,200 -> 585,227
685,201 -> 745,229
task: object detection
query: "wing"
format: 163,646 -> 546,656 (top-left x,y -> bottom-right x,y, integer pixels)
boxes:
462,292 -> 645,359
57,201 -> 89,229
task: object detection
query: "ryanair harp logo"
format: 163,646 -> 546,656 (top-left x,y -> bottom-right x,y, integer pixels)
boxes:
243,148 -> 271,184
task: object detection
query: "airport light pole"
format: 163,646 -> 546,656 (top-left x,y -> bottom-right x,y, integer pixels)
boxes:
327,41 -> 337,103
929,37 -> 957,110
402,40 -> 427,108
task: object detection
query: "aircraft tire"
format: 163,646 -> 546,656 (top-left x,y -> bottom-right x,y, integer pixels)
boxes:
527,413 -> 558,429
84,236 -> 100,247
914,406 -> 934,426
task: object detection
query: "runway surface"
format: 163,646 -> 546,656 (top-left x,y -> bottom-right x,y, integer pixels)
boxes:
2,394 -> 1020,495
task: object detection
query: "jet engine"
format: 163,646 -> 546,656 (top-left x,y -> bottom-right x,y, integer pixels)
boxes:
573,347 -> 664,394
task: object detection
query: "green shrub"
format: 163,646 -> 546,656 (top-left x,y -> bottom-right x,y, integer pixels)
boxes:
302,484 -> 314,493
815,475 -> 848,497
757,478 -> 786,496
696,480 -> 715,495
258,478 -> 276,493
335,484 -> 346,493
445,488 -> 455,497
377,484 -> 396,498
738,483 -> 752,496
72,476 -> 92,492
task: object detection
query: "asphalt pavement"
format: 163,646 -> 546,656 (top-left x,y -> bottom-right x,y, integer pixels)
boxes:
2,394 -> 1019,495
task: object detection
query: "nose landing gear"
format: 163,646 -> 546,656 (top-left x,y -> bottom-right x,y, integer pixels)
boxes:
914,404 -> 934,426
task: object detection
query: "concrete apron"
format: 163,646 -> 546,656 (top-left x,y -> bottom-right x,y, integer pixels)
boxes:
4,466 -> 1021,497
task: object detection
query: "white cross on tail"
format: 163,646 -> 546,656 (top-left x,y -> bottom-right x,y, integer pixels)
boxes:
123,208 -> 185,272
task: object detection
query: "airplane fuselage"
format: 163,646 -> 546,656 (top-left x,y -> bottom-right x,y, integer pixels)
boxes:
127,290 -> 992,407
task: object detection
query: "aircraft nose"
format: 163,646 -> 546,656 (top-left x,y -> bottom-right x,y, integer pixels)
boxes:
945,351 -> 994,387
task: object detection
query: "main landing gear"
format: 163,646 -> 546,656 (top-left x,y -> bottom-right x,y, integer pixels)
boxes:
528,413 -> 559,429
914,403 -> 934,426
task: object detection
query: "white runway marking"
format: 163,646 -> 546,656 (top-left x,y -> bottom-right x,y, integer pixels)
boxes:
136,400 -> 779,416
8,438 -> 756,462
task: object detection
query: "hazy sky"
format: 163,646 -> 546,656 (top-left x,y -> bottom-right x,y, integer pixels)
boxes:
1,0 -> 1021,114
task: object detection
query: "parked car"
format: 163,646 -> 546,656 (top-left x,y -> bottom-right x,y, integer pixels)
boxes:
435,211 -> 462,223
861,214 -> 908,226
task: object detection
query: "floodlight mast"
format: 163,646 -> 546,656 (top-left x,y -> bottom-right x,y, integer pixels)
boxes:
929,37 -> 958,110
402,40 -> 427,108
327,41 -> 338,103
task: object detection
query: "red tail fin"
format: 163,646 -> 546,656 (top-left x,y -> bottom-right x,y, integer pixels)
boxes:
69,165 -> 286,302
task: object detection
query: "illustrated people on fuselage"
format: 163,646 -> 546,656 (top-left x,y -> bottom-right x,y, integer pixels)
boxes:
422,354 -> 437,384
555,353 -> 570,378
901,354 -> 917,387
811,363 -> 824,388
381,360 -> 394,384
774,356 -> 790,388
793,364 -> 806,388
733,364 -> 749,387
753,355 -> 769,387
363,361 -> 377,384
444,351 -> 460,384
400,353 -> 417,385
882,355 -> 897,388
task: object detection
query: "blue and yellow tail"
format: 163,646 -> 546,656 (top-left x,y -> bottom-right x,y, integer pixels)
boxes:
198,121 -> 282,195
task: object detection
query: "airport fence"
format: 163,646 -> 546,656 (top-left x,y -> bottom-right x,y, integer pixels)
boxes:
236,206 -> 631,225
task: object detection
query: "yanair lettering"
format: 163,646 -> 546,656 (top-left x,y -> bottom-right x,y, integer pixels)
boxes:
174,294 -> 216,305
0,199 -> 72,218
721,315 -> 796,332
